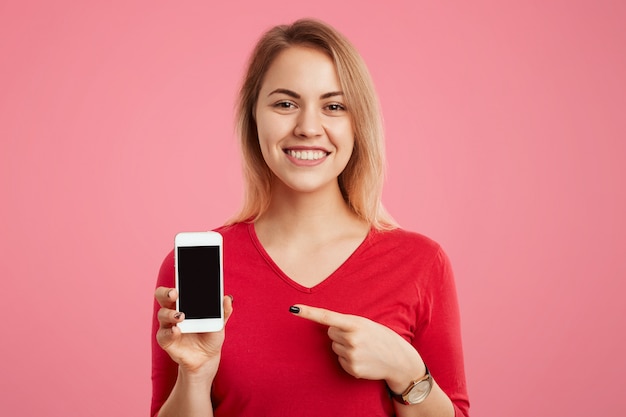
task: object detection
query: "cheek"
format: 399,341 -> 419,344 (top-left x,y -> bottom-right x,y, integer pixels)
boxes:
255,116 -> 272,152
256,113 -> 289,146
330,120 -> 355,151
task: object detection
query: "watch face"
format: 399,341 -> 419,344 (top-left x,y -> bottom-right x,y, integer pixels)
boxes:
406,380 -> 431,404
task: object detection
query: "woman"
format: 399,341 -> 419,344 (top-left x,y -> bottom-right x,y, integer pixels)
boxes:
152,19 -> 469,417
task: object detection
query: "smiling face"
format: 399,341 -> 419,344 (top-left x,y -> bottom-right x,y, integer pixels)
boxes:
254,46 -> 354,197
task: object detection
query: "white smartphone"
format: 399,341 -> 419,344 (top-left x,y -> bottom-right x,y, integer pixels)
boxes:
174,231 -> 224,333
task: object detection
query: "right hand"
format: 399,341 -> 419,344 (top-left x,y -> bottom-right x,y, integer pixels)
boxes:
155,287 -> 234,374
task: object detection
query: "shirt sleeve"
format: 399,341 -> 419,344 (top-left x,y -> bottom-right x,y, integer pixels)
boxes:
150,250 -> 178,417
413,247 -> 470,417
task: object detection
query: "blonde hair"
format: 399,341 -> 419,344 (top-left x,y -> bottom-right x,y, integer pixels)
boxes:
227,18 -> 397,230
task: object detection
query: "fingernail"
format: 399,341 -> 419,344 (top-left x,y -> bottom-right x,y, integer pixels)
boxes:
174,312 -> 183,320
227,294 -> 234,304
167,289 -> 173,299
289,306 -> 300,314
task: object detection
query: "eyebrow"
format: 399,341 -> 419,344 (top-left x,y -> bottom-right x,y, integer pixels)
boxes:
268,88 -> 344,100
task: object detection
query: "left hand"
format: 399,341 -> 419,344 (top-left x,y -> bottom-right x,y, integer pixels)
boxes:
290,304 -> 425,392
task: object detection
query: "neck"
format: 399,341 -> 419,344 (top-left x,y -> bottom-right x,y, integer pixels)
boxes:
256,179 -> 366,238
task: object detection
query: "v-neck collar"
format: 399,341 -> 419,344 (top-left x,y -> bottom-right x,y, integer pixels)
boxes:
246,222 -> 374,293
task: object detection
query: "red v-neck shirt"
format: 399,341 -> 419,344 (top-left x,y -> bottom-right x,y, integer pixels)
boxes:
152,222 -> 470,417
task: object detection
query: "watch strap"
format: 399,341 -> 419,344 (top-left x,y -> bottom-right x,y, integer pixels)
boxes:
389,364 -> 432,405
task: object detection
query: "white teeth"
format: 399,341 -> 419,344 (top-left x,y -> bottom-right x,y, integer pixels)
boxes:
287,150 -> 326,161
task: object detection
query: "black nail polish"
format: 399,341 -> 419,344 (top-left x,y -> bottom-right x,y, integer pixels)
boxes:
289,306 -> 300,314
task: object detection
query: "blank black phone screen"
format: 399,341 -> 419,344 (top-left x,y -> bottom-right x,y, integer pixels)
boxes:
177,245 -> 221,319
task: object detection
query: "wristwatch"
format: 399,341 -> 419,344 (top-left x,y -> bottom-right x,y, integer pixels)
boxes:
390,365 -> 433,405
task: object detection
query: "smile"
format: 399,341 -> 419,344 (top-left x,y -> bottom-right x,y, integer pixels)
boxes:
285,149 -> 328,161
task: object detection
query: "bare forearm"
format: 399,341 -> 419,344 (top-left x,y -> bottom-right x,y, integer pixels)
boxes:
156,366 -> 216,417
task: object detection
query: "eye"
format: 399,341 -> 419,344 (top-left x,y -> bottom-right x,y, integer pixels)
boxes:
273,101 -> 297,110
325,103 -> 347,112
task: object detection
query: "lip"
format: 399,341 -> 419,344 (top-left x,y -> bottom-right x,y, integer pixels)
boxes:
283,146 -> 330,166
283,145 -> 331,152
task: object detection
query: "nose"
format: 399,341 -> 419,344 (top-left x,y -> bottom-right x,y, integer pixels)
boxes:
294,107 -> 323,138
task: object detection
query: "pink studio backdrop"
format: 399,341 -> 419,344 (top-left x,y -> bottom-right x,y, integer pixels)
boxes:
1,1 -> 624,416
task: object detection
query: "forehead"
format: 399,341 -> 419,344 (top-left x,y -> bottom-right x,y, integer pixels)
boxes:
260,46 -> 341,93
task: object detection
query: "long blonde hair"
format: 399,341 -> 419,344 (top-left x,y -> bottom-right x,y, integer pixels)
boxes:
227,18 -> 397,230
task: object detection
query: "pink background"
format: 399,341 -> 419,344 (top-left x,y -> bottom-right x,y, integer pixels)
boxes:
1,1 -> 625,416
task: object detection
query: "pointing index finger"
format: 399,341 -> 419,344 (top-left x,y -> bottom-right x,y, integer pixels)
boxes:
290,305 -> 354,330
